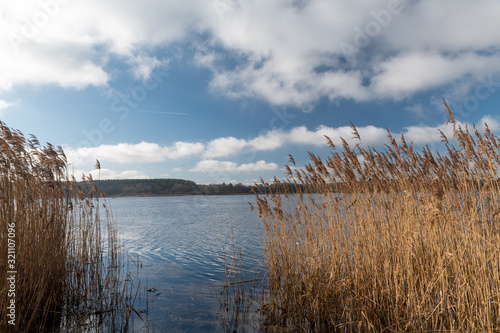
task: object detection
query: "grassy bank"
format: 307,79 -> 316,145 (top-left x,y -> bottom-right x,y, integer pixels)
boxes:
252,102 -> 500,331
0,122 -> 140,332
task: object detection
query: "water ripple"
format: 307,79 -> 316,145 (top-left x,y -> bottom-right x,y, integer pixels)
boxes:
108,195 -> 264,332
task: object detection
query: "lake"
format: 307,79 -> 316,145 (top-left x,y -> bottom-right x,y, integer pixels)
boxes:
108,195 -> 265,332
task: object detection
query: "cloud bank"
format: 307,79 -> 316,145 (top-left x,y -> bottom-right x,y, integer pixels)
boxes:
1,0 -> 499,106
66,115 -> 500,167
189,160 -> 278,173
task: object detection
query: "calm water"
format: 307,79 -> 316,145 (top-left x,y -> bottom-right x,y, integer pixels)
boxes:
109,195 -> 265,332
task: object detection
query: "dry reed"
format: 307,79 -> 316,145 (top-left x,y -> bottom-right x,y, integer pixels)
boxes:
252,101 -> 500,331
219,244 -> 265,332
0,122 -> 142,332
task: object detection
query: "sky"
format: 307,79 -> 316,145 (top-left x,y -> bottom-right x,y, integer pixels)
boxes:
1,0 -> 500,185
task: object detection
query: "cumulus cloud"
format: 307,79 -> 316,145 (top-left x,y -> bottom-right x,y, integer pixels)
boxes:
1,0 -> 499,105
0,100 -> 13,116
371,53 -> 500,99
198,0 -> 500,106
237,160 -> 279,172
250,115 -> 500,150
0,100 -> 12,109
66,141 -> 204,164
73,168 -> 149,180
402,115 -> 500,144
64,114 -> 500,181
66,114 -> 500,168
0,0 -> 199,91
479,115 -> 500,132
248,130 -> 287,151
129,55 -> 166,81
166,141 -> 205,159
189,159 -> 278,173
201,124 -> 389,158
1,1 -> 110,92
203,130 -> 288,158
204,137 -> 248,158
383,0 -> 500,52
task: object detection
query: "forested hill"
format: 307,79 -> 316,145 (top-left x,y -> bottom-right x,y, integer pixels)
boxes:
91,178 -> 254,197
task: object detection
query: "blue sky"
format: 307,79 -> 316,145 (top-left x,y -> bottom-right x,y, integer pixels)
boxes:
1,0 -> 500,184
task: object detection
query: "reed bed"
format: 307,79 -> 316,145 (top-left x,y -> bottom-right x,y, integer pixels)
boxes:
0,121 -> 142,332
253,101 -> 500,331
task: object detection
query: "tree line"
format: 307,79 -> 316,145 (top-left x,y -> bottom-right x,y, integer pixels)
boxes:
90,179 -> 255,196
81,178 -> 356,197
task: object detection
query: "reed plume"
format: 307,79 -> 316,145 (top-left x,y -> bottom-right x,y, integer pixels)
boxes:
0,121 -> 140,332
253,101 -> 500,331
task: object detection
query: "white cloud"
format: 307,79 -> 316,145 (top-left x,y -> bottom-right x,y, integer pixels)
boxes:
190,160 -> 236,172
204,137 -> 248,158
73,168 -> 149,180
203,130 -> 288,158
166,141 -> 205,159
66,114 -> 500,169
198,0 -> 500,105
66,141 -> 204,164
1,0 -> 111,91
243,115 -> 500,150
402,115 -> 500,144
0,42 -> 109,90
248,130 -> 286,151
129,55 -> 166,81
403,124 -> 443,144
190,159 -> 278,173
237,160 -> 279,172
241,178 -> 259,186
384,0 -> 500,52
65,113 -> 500,181
201,124 -> 391,158
286,124 -> 388,147
479,115 -> 500,132
0,0 -> 199,92
0,100 -> 12,109
1,0 -> 499,104
0,100 -> 13,116
371,53 -> 500,99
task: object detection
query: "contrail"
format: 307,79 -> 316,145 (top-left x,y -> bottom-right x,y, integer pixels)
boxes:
54,103 -> 187,115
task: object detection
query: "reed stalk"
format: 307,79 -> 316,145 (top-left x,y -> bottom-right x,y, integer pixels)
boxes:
0,122 -> 142,332
253,101 -> 500,331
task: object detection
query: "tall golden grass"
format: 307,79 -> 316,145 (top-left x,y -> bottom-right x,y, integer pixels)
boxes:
253,101 -> 500,331
0,121 -> 140,332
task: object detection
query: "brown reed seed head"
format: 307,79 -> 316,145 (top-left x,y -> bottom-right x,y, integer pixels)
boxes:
0,122 -> 137,332
251,103 -> 500,331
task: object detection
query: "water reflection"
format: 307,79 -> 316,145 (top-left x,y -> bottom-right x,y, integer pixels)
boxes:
109,195 -> 264,332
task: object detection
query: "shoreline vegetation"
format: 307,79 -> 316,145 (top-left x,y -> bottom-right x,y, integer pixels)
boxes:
86,175 -> 500,199
87,179 -> 254,197
223,101 -> 500,331
0,122 -> 145,332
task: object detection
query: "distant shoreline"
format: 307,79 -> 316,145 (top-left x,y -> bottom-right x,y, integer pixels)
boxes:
84,178 -> 254,197
104,192 -> 252,198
